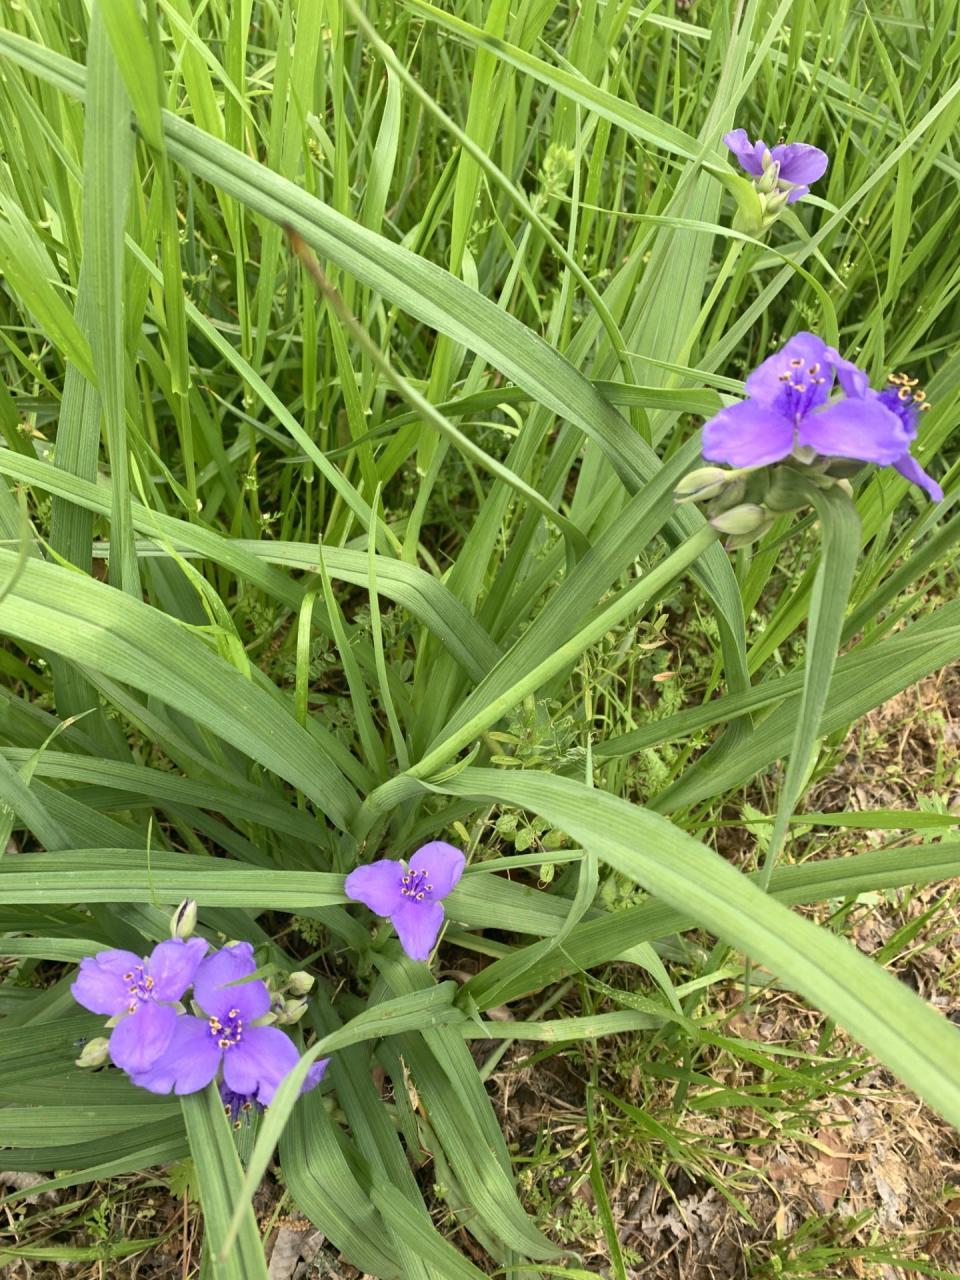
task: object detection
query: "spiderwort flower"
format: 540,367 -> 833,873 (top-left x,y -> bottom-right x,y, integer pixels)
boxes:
701,332 -> 914,470
124,942 -> 329,1104
345,841 -> 466,962
724,128 -> 829,205
870,374 -> 943,501
70,938 -> 208,1075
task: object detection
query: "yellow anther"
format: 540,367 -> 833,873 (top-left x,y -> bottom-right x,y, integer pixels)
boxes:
808,363 -> 820,375
789,358 -> 803,367
898,387 -> 911,400
913,390 -> 926,401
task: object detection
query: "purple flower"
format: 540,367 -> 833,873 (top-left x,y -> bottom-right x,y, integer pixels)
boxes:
125,943 -> 328,1104
702,333 -> 913,470
70,938 -> 208,1075
872,376 -> 943,501
724,128 -> 829,203
344,841 -> 466,962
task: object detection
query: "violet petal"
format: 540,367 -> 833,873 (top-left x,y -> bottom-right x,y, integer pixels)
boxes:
108,1002 -> 177,1075
799,398 -> 912,465
223,1025 -> 300,1106
701,399 -> 795,468
892,453 -> 943,502
744,332 -> 832,405
129,1015 -> 222,1096
391,899 -> 445,962
147,937 -> 208,1001
723,129 -> 766,176
194,943 -> 270,1023
344,859 -> 406,916
70,955 -> 131,1016
408,841 -> 465,899
770,142 -> 829,186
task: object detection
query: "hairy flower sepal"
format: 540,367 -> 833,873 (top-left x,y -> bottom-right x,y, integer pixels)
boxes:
763,465 -> 828,512
345,841 -> 466,962
705,162 -> 806,236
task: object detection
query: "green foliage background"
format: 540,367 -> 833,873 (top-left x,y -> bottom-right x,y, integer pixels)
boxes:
0,0 -> 958,1274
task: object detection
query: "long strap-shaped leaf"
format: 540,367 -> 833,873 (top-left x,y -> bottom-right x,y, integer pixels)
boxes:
0,445 -> 501,683
0,25 -> 749,702
420,768 -> 960,1128
759,484 -> 861,886
182,1087 -> 269,1280
0,550 -> 360,829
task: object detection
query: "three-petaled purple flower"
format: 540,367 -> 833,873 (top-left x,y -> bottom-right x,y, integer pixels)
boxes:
124,942 -> 328,1104
701,332 -> 941,500
345,841 -> 466,962
724,128 -> 829,204
71,938 -> 208,1075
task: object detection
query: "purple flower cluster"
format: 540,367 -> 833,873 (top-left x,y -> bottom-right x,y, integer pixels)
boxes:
72,939 -> 327,1115
701,332 -> 942,501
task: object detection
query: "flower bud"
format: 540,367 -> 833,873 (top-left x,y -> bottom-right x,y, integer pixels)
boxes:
275,997 -> 309,1026
709,503 -> 770,537
170,898 -> 198,939
760,189 -> 791,224
674,466 -> 737,504
285,970 -> 315,997
705,474 -> 747,514
75,1036 -> 110,1068
757,161 -> 781,194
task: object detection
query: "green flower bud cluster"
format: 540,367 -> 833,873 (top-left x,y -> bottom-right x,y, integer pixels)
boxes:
675,459 -> 859,548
